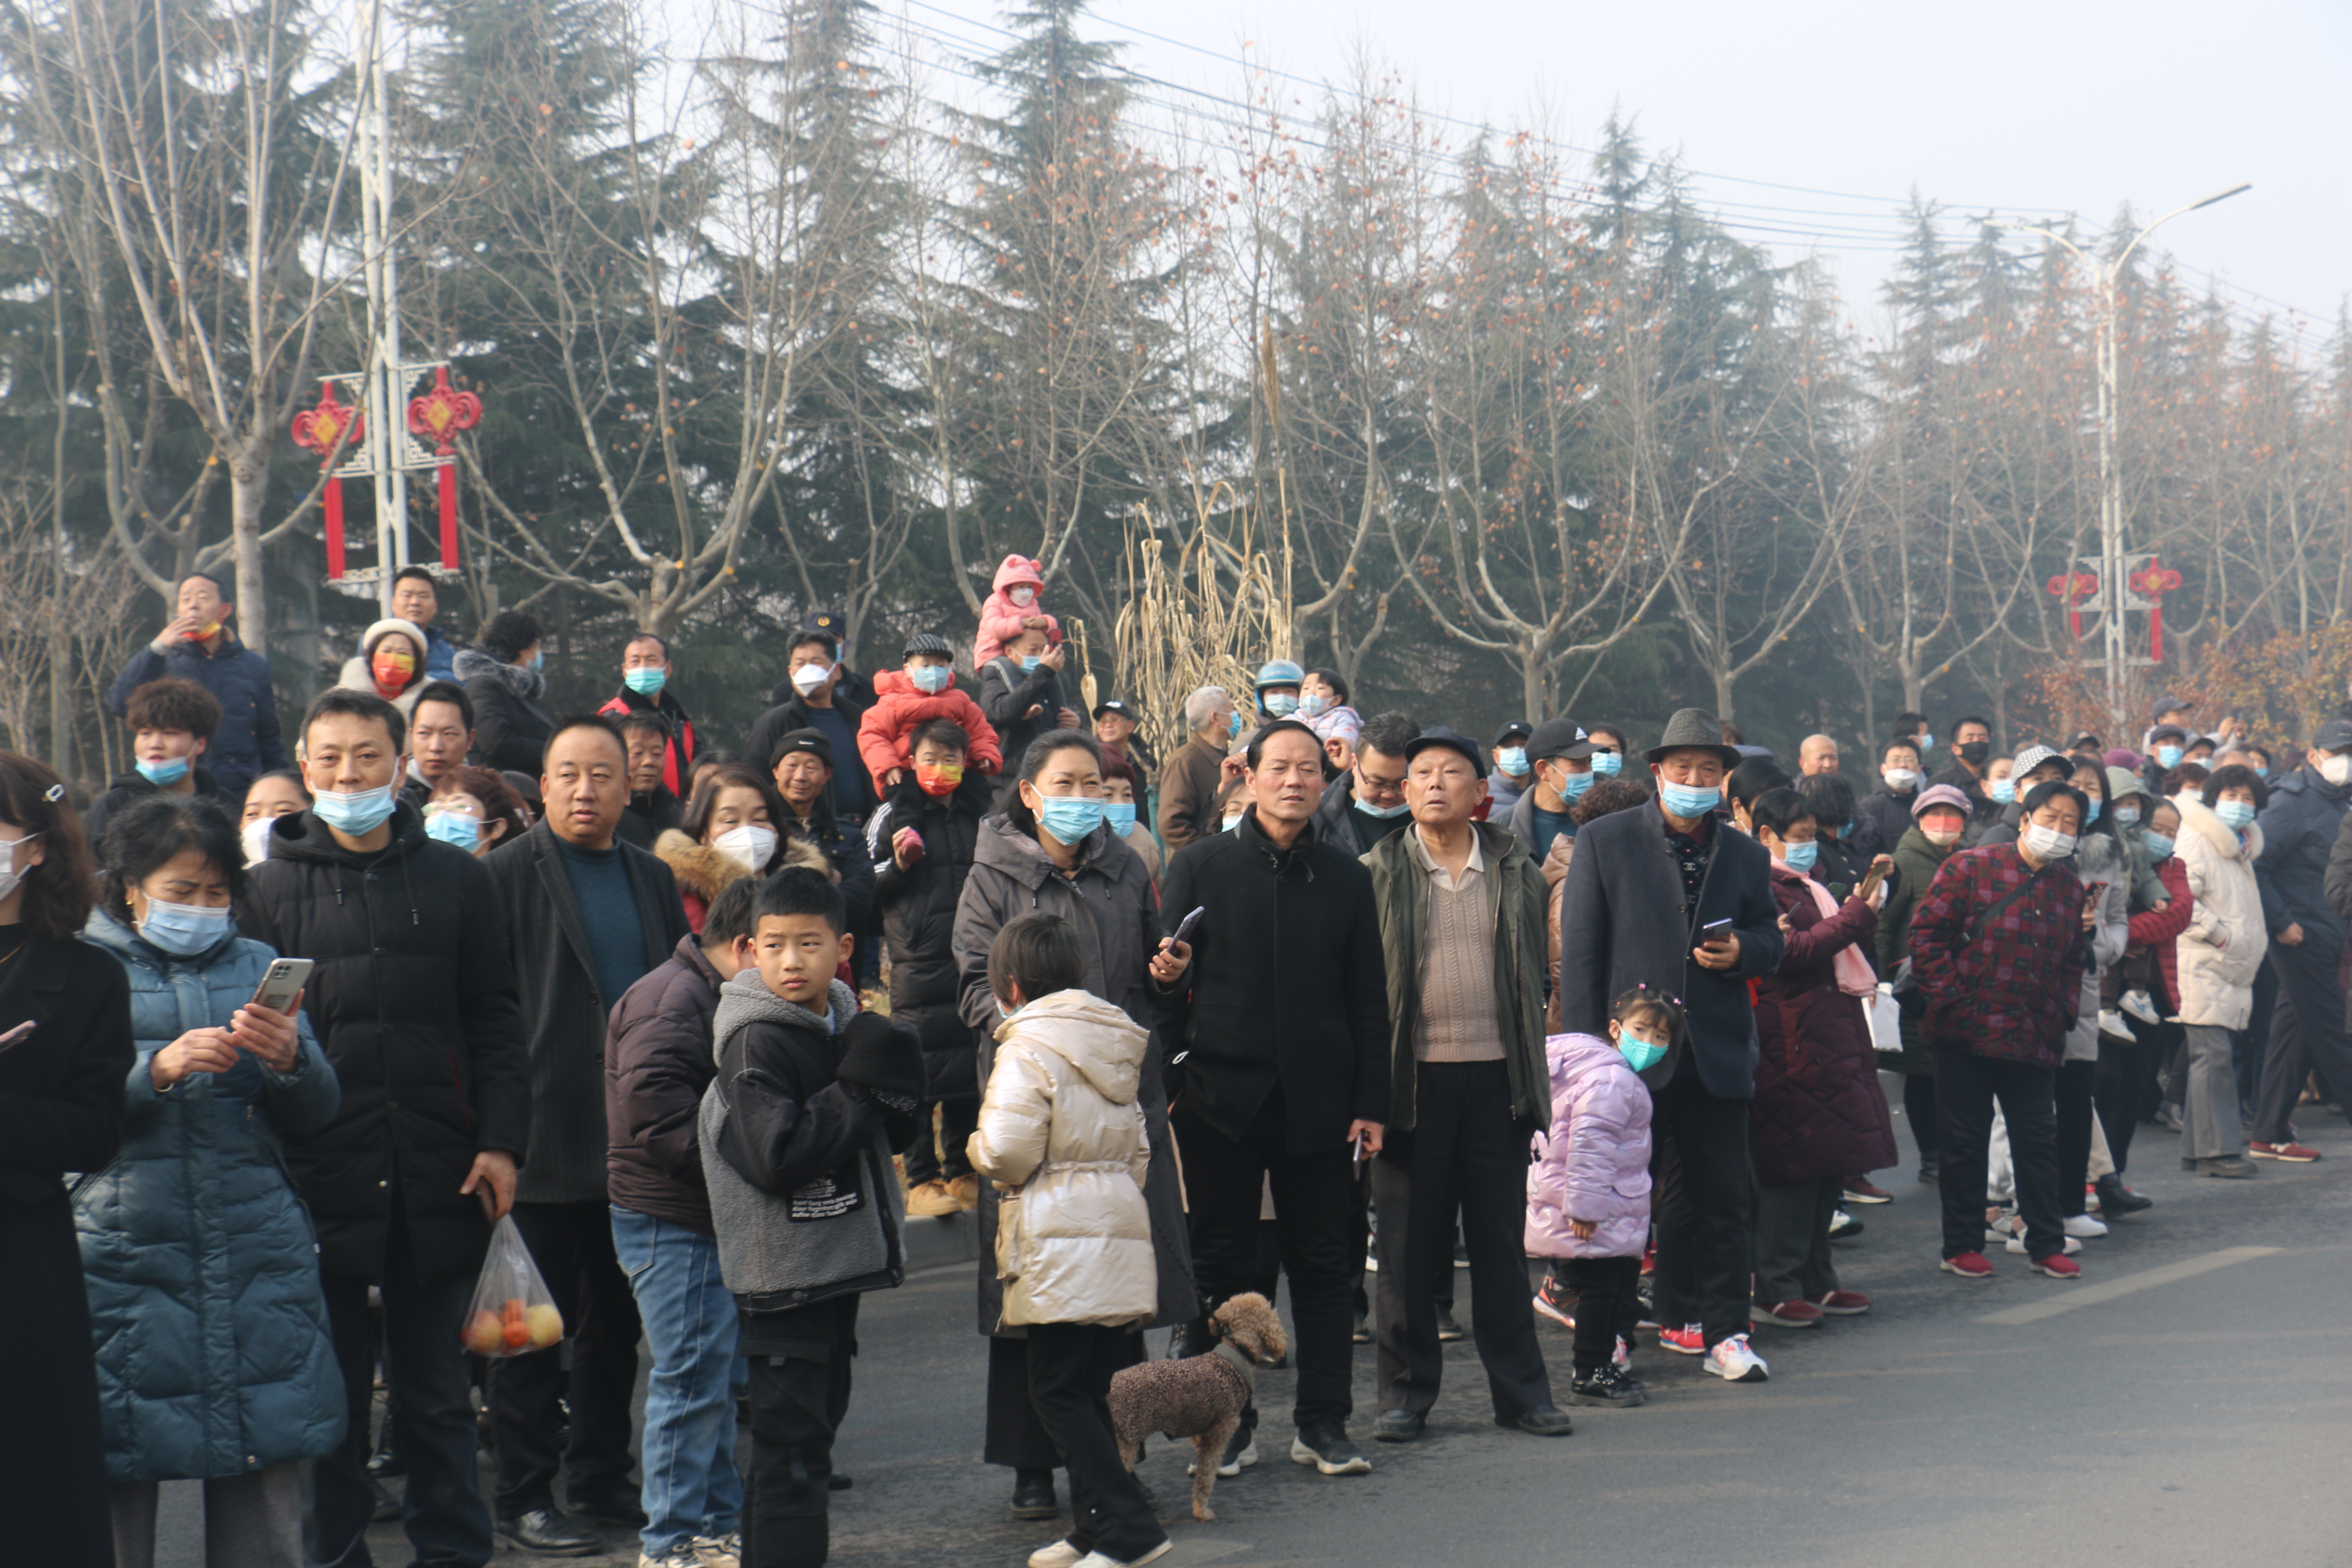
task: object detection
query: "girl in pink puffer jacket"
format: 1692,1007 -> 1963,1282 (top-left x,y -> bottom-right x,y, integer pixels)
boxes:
1525,988 -> 1682,1407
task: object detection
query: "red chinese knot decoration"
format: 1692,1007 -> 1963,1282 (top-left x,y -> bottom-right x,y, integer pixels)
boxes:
291,383 -> 363,580
2047,571 -> 2099,642
2129,557 -> 2184,663
408,366 -> 483,569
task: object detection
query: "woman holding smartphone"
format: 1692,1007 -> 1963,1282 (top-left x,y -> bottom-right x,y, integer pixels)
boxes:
0,753 -> 134,1564
77,793 -> 344,1568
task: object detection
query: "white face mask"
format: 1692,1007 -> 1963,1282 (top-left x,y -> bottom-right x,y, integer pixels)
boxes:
242,816 -> 278,866
790,662 -> 832,695
713,823 -> 779,869
2321,753 -> 2352,787
1882,767 -> 1921,791
1922,826 -> 1962,847
0,829 -> 43,905
1010,585 -> 1036,607
2021,824 -> 2077,861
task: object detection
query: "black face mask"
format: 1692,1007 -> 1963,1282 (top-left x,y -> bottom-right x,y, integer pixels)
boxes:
1957,740 -> 1992,766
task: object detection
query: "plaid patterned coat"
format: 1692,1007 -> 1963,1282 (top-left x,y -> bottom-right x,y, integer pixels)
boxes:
1908,842 -> 2088,1069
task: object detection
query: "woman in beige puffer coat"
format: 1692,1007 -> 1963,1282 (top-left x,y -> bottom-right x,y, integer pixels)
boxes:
2172,791 -> 2268,1172
969,986 -> 1157,1329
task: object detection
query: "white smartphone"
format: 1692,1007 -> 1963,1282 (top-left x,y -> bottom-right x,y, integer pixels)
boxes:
248,958 -> 314,1013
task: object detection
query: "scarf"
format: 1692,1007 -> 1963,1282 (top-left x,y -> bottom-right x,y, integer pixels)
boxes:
1780,861 -> 1877,998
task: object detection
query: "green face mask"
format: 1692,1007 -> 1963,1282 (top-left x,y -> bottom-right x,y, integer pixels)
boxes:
1617,1032 -> 1666,1072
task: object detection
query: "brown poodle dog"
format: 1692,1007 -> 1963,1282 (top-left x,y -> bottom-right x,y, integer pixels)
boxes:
1107,1293 -> 1287,1522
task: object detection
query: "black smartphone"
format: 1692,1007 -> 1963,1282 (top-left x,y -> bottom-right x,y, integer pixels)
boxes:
1172,905 -> 1205,946
1699,916 -> 1734,944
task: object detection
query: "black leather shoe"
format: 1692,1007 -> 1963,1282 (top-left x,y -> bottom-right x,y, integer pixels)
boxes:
1568,1366 -> 1647,1408
1502,1404 -> 1575,1436
492,1508 -> 600,1556
829,1472 -> 854,1491
1351,1308 -> 1371,1344
1165,1317 -> 1216,1360
568,1487 -> 646,1527
1010,1469 -> 1060,1519
1434,1305 -> 1465,1342
1371,1408 -> 1424,1442
2095,1173 -> 2153,1214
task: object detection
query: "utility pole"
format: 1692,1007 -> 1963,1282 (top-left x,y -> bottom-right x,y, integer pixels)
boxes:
1997,183 -> 2249,729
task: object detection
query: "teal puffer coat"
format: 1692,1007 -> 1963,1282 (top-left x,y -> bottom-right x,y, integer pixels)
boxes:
73,912 -> 346,1483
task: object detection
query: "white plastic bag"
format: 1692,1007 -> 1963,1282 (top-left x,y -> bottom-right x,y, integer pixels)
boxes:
460,1215 -> 564,1357
1869,984 -> 1905,1054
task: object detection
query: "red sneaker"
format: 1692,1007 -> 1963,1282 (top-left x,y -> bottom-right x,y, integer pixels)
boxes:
2029,1253 -> 2082,1279
1657,1323 -> 1706,1355
1941,1252 -> 1995,1279
1531,1274 -> 1578,1329
1805,1289 -> 1871,1315
1639,1241 -> 1657,1276
2249,1140 -> 2321,1162
1842,1177 -> 1894,1204
1752,1298 -> 1823,1328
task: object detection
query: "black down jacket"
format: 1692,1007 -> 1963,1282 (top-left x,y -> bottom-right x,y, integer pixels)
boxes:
241,803 -> 532,1282
865,768 -> 995,1100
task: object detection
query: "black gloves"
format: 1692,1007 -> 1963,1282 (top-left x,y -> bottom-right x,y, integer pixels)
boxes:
835,1011 -> 927,1113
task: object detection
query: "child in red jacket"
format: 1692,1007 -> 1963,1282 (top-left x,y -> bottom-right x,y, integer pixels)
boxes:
857,632 -> 1004,793
973,553 -> 1060,667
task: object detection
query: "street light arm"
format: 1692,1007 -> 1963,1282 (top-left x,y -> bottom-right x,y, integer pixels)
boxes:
2111,182 -> 2252,278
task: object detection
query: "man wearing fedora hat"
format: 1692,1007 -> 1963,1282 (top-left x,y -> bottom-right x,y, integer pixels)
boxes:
1555,708 -> 1784,1384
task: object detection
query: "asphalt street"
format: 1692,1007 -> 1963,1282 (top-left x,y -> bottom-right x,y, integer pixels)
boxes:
156,1088 -> 2351,1568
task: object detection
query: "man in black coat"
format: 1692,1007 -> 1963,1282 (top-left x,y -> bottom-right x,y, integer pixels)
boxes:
1157,719 -> 1390,1479
1311,710 -> 1421,859
864,717 -> 995,1213
1556,707 -> 1785,1384
107,571 -> 287,802
241,689 -> 530,1568
746,630 -> 874,829
2254,716 -> 2352,1156
483,717 -> 690,1550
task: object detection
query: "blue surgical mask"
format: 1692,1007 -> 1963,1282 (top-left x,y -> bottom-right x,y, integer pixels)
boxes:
2084,798 -> 2102,825
2156,745 -> 2183,769
138,895 -> 232,957
623,667 -> 667,697
1103,801 -> 1137,835
1920,732 -> 1934,752
1779,839 -> 1819,871
1660,781 -> 1721,817
1617,1032 -> 1667,1073
314,783 -> 400,837
2114,805 -> 2140,827
910,664 -> 952,695
2216,799 -> 2257,831
2141,830 -> 2175,861
426,811 -> 481,851
1019,655 -> 1042,674
1496,747 -> 1528,777
530,649 -> 546,673
1557,769 -> 1593,803
135,755 -> 191,787
1000,1000 -> 1024,1022
1591,750 -> 1623,777
1227,710 -> 1244,740
1990,778 -> 2016,805
1359,798 -> 1411,819
1263,692 -> 1299,718
1297,693 -> 1329,719
1035,795 -> 1106,845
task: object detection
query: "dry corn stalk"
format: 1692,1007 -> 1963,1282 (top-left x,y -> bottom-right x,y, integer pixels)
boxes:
1115,489 -> 1294,763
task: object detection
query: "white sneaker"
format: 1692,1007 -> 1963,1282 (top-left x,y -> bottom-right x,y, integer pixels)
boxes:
1703,1333 -> 1769,1382
2003,1232 -> 2082,1255
690,1534 -> 741,1568
641,1550 -> 701,1568
2063,1213 -> 2109,1239
1029,1541 -> 1086,1568
1072,1543 -> 1173,1568
2097,1008 -> 2132,1041
2121,989 -> 2160,1025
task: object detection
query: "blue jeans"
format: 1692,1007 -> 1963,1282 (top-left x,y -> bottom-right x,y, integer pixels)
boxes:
612,1207 -> 744,1557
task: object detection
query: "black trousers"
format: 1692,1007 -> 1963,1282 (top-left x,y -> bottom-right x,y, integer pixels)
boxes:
2098,1017 -> 2171,1173
1369,1060 -> 1552,1421
1648,1072 -> 1754,1348
315,1210 -> 492,1568
2054,1059 -> 2097,1218
0,1194 -> 113,1567
1752,1176 -> 1840,1304
1935,1045 -> 2061,1262
2254,938 -> 2352,1143
487,1199 -> 643,1514
903,1097 -> 978,1186
1561,1256 -> 1641,1377
1175,1091 -> 1360,1431
739,1295 -> 858,1568
1026,1323 -> 1165,1562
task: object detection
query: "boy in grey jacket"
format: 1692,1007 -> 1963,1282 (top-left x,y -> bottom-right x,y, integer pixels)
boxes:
699,868 -> 925,1568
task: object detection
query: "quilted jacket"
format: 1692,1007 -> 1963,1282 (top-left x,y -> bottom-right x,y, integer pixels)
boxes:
1751,866 -> 1896,1184
1524,1032 -> 1651,1261
73,913 -> 345,1482
855,669 -> 1004,792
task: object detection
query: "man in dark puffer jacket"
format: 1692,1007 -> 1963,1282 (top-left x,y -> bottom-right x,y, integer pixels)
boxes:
864,717 -> 995,1216
241,688 -> 530,1568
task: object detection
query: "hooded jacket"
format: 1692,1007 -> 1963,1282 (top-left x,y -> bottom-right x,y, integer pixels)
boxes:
654,828 -> 827,936
867,768 -> 995,1100
1525,1032 -> 1651,1262
967,989 -> 1156,1329
108,627 -> 286,799
455,648 -> 555,775
1360,820 -> 1550,1136
857,669 -> 1004,792
484,821 -> 690,1204
2175,798 -> 2268,1029
950,814 -> 1196,1335
1752,867 -> 1896,1184
700,976 -> 916,1311
74,913 -> 345,1483
974,554 -> 1061,668
239,802 -> 532,1281
80,766 -> 231,849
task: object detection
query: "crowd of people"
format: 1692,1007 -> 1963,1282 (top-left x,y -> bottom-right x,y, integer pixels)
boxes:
3,554 -> 2347,1568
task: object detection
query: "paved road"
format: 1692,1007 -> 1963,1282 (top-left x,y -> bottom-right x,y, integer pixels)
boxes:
158,1096 -> 2351,1567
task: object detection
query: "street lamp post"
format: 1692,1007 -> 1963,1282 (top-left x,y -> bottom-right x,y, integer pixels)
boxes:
1997,183 -> 2250,728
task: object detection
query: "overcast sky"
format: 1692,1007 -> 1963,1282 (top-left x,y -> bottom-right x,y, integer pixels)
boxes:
1028,0 -> 2349,360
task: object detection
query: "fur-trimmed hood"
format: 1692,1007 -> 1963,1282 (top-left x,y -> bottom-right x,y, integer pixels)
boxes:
655,827 -> 828,904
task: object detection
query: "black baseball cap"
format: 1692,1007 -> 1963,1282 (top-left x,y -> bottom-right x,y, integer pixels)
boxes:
2314,716 -> 2352,752
1492,720 -> 1533,747
2150,692 -> 2193,718
1093,698 -> 1137,721
1526,716 -> 1596,763
1405,725 -> 1487,779
2149,723 -> 2189,744
771,728 -> 834,768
